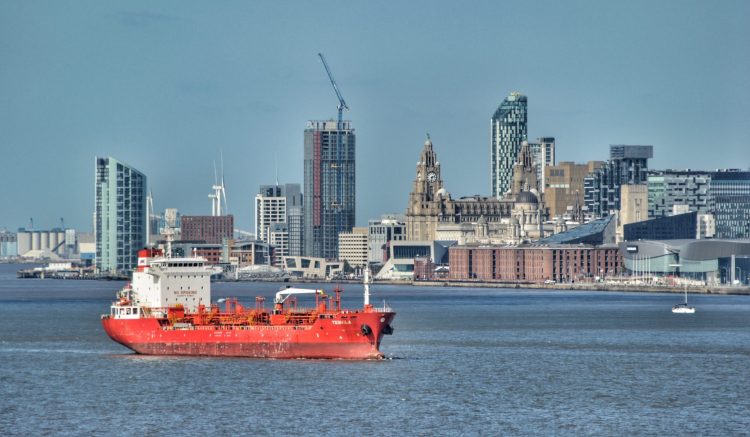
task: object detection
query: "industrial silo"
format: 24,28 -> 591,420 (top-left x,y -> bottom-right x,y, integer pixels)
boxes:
31,231 -> 40,251
17,231 -> 32,256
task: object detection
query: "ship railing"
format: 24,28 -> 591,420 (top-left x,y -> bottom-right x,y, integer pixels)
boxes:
375,300 -> 392,313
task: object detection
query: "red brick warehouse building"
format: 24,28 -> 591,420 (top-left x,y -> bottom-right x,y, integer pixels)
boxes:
449,245 -> 622,283
180,215 -> 234,245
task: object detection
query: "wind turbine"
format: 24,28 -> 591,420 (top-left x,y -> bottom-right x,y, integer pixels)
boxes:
208,153 -> 228,216
220,150 -> 228,215
146,190 -> 154,246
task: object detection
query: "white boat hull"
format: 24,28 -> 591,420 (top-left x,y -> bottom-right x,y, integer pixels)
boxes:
672,305 -> 696,314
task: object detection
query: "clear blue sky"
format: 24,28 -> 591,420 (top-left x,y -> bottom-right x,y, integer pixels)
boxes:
1,0 -> 748,232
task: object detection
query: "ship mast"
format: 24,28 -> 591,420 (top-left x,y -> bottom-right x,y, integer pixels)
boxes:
363,267 -> 371,307
163,208 -> 178,258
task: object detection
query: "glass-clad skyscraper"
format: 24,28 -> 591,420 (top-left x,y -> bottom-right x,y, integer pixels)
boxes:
303,120 -> 355,259
491,92 -> 527,199
711,170 -> 750,239
95,156 -> 147,273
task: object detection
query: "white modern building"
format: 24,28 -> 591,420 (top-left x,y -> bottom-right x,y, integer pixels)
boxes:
281,255 -> 344,279
528,137 -> 555,193
255,183 -> 302,262
375,240 -> 456,280
368,215 -> 407,264
268,223 -> 289,267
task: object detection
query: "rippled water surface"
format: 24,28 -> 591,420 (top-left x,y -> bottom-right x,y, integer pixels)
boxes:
1,264 -> 749,436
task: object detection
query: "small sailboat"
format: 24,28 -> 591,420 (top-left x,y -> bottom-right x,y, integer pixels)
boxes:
672,286 -> 696,314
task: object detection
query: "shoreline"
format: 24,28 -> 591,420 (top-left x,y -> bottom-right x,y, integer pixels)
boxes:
219,277 -> 750,296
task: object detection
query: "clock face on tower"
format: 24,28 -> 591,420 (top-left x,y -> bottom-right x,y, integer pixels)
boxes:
427,171 -> 437,183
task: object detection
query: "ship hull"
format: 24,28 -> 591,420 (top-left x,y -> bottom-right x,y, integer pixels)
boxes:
102,312 -> 395,360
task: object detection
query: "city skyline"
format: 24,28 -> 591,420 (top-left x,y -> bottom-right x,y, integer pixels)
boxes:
1,1 -> 749,232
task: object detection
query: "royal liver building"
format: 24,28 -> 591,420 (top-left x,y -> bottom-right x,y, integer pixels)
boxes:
406,136 -> 551,245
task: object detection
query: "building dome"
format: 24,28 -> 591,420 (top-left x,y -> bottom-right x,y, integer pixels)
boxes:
516,191 -> 538,204
436,188 -> 449,197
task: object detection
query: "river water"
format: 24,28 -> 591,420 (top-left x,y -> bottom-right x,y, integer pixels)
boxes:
0,263 -> 748,436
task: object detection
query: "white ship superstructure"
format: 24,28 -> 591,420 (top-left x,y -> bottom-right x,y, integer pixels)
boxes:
113,248 -> 213,318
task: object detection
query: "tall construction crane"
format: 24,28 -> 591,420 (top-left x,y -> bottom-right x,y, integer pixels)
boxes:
318,52 -> 350,258
318,52 -> 350,128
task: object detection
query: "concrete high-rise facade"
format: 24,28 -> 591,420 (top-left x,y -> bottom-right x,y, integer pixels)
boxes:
647,169 -> 749,239
647,170 -> 713,218
618,184 -> 648,242
528,137 -> 555,193
544,161 -> 604,219
491,92 -> 528,199
584,145 -> 653,218
268,223 -> 289,266
95,156 -> 146,273
287,206 -> 304,257
255,183 -> 302,261
304,120 -> 355,259
368,215 -> 407,264
338,227 -> 369,268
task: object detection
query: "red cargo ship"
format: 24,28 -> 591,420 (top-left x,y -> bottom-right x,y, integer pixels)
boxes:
101,249 -> 395,359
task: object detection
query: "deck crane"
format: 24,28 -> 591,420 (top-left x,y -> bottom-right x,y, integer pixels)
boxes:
317,53 -> 350,257
318,53 -> 349,129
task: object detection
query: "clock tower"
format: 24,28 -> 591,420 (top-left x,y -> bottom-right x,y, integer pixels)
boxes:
406,136 -> 451,240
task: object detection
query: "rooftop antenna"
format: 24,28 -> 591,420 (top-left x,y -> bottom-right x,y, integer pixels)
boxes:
29,217 -> 34,231
275,153 -> 279,187
60,217 -> 65,230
